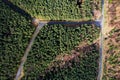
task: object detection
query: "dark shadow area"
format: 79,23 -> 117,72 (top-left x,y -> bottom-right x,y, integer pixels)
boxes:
47,20 -> 94,25
36,20 -> 101,28
2,0 -> 32,20
77,0 -> 83,8
43,20 -> 101,28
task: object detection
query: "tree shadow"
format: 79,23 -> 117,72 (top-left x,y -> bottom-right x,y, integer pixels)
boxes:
2,0 -> 32,20
76,0 -> 83,8
2,0 -> 101,28
46,20 -> 101,28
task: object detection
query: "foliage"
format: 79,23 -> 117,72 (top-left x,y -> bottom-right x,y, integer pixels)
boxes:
41,43 -> 99,80
103,27 -> 120,80
23,24 -> 100,79
0,0 -> 34,79
0,0 -> 100,80
10,0 -> 94,20
109,0 -> 113,3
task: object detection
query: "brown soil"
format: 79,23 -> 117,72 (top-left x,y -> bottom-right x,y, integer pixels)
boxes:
99,0 -> 120,39
103,0 -> 120,57
104,27 -> 120,79
101,1 -> 120,80
32,18 -> 40,27
93,9 -> 101,20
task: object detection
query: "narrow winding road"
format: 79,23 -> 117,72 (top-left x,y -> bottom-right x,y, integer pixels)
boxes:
15,23 -> 45,80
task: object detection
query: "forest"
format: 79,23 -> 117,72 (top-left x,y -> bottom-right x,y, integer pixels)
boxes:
0,0 -> 101,80
10,0 -> 95,20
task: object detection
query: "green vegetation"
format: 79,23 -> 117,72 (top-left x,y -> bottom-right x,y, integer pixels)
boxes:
41,43 -> 99,80
10,0 -> 94,20
0,0 -> 100,80
23,24 -> 100,80
103,28 -> 120,80
0,0 -> 34,79
109,0 -> 113,3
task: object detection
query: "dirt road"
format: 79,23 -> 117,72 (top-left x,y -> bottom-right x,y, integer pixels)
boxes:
15,23 -> 46,80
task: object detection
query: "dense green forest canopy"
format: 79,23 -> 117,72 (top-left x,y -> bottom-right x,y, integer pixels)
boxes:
0,0 -> 100,80
10,0 -> 94,20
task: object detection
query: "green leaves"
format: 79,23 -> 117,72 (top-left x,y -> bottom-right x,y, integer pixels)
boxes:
0,0 -> 100,79
0,1 -> 34,79
10,0 -> 94,20
43,44 -> 99,80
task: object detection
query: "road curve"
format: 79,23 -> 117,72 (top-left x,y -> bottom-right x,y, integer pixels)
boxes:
14,23 -> 46,80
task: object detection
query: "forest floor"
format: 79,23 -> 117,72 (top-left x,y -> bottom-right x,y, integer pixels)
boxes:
103,0 -> 120,80
103,1 -> 114,37
103,27 -> 120,80
104,0 -> 120,63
